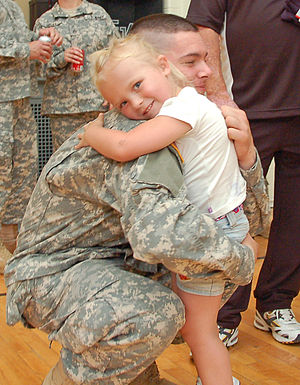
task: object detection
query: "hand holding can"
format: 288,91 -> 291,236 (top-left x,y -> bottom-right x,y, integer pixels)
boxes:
72,49 -> 85,72
39,35 -> 52,43
38,35 -> 52,62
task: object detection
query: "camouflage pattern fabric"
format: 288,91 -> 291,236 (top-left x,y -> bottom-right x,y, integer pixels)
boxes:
0,0 -> 39,225
21,259 -> 185,384
0,0 -> 37,103
34,0 -> 119,116
5,110 -> 265,384
0,99 -> 38,225
49,111 -> 100,152
241,153 -> 271,237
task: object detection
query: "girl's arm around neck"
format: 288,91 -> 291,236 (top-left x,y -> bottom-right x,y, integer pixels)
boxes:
82,115 -> 191,162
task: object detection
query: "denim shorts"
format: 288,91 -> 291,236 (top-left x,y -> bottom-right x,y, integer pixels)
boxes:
176,205 -> 249,296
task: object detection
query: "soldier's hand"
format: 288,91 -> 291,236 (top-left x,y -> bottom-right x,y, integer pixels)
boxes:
221,106 -> 256,170
242,233 -> 258,262
64,47 -> 84,64
29,40 -> 52,63
39,27 -> 63,47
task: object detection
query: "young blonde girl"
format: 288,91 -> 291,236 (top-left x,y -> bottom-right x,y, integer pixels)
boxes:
76,34 -> 251,385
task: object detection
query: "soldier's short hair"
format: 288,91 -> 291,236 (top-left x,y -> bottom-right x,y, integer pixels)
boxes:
130,13 -> 198,34
129,13 -> 199,55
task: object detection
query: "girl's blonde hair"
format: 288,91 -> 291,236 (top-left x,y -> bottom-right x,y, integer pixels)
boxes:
89,34 -> 189,93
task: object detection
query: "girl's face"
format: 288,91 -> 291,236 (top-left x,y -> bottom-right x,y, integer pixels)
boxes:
99,55 -> 176,120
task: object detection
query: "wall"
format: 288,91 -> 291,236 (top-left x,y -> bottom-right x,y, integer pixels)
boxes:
164,0 -> 190,16
16,0 -> 30,25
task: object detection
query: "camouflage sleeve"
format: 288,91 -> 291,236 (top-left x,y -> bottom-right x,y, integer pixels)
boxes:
0,38 -> 30,60
119,148 -> 255,286
0,4 -> 35,61
0,23 -> 30,60
41,44 -> 68,79
241,149 -> 271,237
33,16 -> 69,78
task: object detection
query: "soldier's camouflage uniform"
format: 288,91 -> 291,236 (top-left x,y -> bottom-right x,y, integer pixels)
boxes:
34,0 -> 119,151
0,0 -> 39,225
5,109 -> 269,384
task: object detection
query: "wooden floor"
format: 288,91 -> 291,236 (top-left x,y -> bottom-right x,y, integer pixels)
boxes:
0,236 -> 299,385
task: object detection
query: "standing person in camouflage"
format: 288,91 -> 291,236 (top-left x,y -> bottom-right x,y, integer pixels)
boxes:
34,0 -> 119,151
0,0 -> 62,255
4,14 -> 266,385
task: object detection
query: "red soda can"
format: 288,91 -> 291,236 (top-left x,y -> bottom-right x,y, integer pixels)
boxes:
72,49 -> 84,72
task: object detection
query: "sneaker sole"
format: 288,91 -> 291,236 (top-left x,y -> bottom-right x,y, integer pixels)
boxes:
197,376 -> 240,385
219,329 -> 239,348
223,334 -> 238,347
254,312 -> 300,344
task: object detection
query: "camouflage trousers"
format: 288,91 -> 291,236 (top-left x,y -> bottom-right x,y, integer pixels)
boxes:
0,98 -> 38,224
20,258 -> 185,384
49,111 -> 100,152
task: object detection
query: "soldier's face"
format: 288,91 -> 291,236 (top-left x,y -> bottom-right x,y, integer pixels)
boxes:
164,31 -> 212,94
100,56 -> 175,120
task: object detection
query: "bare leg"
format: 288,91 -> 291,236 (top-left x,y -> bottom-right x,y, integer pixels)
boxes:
173,275 -> 233,385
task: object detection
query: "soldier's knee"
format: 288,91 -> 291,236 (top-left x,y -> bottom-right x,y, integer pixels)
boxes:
142,288 -> 185,344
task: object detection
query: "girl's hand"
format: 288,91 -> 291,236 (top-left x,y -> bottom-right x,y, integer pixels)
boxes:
75,131 -> 89,149
102,100 -> 113,111
92,112 -> 105,125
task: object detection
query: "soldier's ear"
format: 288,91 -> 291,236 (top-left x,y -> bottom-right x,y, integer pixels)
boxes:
157,55 -> 171,76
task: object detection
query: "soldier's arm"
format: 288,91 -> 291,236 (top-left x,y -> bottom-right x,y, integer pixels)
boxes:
0,6 -> 37,62
220,94 -> 271,236
33,16 -> 68,78
0,26 -> 31,61
241,154 -> 271,237
118,148 -> 256,286
192,29 -> 266,246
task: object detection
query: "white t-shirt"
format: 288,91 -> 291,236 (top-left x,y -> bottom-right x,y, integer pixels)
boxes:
157,86 -> 246,219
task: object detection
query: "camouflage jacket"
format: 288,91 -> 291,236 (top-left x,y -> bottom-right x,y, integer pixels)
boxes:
0,0 -> 38,102
34,0 -> 118,115
5,111 -> 261,297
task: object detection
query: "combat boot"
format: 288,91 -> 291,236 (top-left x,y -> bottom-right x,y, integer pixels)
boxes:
42,359 -> 76,385
129,362 -> 178,385
0,223 -> 18,254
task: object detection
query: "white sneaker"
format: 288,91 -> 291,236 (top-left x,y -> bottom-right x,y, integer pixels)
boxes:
254,308 -> 300,344
218,325 -> 239,347
196,376 -> 240,385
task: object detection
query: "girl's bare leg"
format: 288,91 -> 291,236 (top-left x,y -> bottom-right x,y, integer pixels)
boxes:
172,274 -> 233,385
